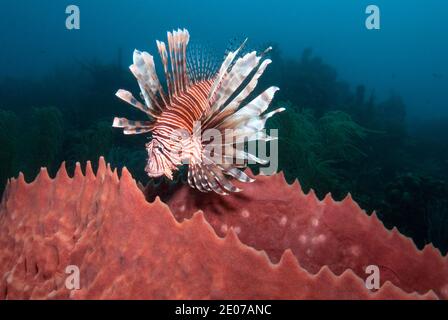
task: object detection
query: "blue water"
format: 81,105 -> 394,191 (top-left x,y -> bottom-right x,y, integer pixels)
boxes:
0,0 -> 446,121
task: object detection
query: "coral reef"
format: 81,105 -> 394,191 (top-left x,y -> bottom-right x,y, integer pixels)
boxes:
0,158 -> 446,299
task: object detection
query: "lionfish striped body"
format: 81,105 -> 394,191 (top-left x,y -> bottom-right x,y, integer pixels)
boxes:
113,29 -> 284,195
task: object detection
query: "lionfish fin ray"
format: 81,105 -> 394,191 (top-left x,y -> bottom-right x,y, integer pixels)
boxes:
128,50 -> 168,114
202,54 -> 272,130
165,29 -> 191,97
218,165 -> 255,183
187,42 -> 220,84
207,39 -> 247,105
208,163 -> 241,193
112,117 -> 153,135
216,87 -> 281,131
115,89 -> 158,118
217,58 -> 272,120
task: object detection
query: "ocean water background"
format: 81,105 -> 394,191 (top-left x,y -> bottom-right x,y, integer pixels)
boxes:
0,1 -> 447,253
1,0 -> 447,121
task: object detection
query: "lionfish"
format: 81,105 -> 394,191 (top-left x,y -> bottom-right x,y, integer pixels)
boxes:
113,28 -> 284,195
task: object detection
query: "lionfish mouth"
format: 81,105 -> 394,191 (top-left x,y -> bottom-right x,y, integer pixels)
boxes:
145,161 -> 174,180
146,170 -> 165,179
112,28 -> 284,195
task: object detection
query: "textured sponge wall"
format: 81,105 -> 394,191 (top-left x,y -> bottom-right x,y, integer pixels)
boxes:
0,158 -> 445,299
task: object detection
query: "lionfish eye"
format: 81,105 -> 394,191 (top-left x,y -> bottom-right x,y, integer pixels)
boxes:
155,144 -> 164,153
175,130 -> 189,141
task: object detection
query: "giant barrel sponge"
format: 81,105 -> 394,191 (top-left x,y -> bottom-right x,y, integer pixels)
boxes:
0,158 -> 446,299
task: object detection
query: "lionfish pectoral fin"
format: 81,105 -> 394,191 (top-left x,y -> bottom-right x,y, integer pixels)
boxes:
112,117 -> 153,135
189,41 -> 283,195
187,152 -> 245,195
218,164 -> 255,183
115,48 -> 169,117
200,46 -> 278,134
207,39 -> 248,106
188,164 -> 208,193
156,28 -> 191,99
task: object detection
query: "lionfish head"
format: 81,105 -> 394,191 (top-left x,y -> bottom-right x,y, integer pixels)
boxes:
145,138 -> 177,180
